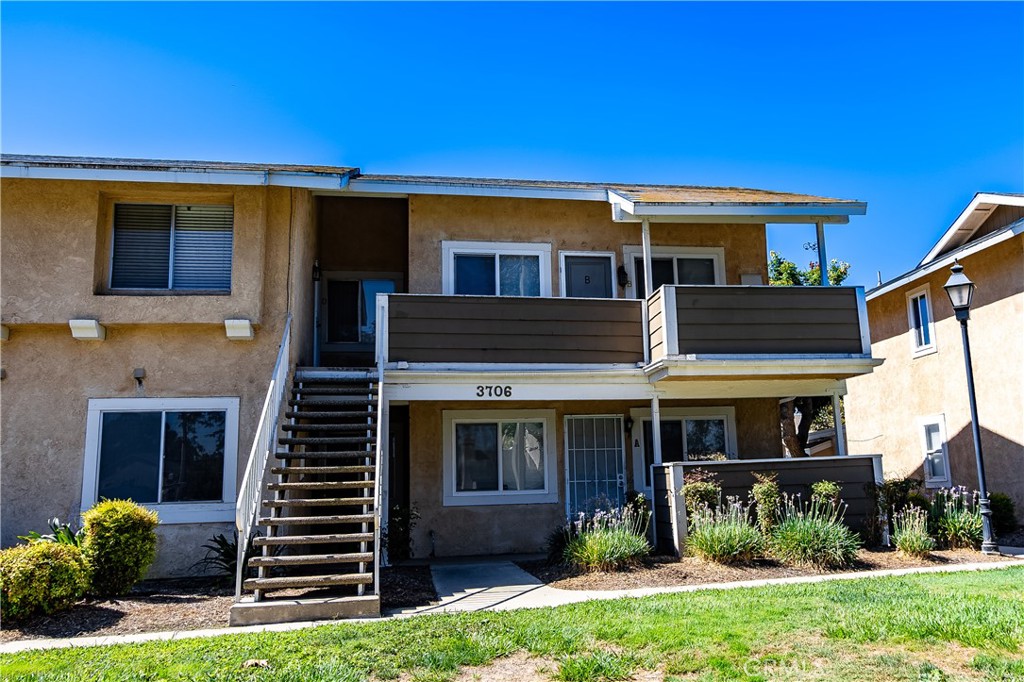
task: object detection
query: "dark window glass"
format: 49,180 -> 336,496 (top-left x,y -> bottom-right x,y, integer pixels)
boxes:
633,257 -> 676,298
161,411 -> 226,502
685,419 -> 727,459
455,423 -> 499,491
327,280 -> 360,343
641,420 -> 684,486
677,258 -> 716,285
97,412 -> 162,502
454,254 -> 496,295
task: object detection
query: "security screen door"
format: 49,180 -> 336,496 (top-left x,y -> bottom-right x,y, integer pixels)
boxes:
565,416 -> 626,516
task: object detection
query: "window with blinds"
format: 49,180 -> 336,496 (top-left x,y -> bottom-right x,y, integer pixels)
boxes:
110,203 -> 233,291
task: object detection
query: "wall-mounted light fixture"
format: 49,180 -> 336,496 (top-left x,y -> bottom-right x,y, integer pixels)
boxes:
616,265 -> 630,289
224,319 -> 254,341
624,416 -> 635,433
69,319 -> 106,341
133,367 -> 146,388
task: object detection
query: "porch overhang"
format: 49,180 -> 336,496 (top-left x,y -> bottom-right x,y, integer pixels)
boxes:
607,190 -> 866,225
644,356 -> 883,384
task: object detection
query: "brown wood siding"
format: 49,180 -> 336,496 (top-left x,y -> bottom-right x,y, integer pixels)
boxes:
647,289 -> 665,361
673,286 -> 864,354
681,456 -> 878,531
388,295 -> 645,364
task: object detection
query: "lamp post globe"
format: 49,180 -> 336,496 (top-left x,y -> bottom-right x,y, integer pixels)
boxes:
943,260 -> 998,554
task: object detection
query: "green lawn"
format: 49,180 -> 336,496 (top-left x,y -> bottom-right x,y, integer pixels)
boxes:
3,567 -> 1023,682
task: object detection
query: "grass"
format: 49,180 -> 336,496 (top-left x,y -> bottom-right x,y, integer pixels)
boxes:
2,567 -> 1022,681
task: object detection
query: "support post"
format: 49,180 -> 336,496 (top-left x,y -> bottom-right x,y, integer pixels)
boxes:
651,394 -> 663,467
831,390 -> 848,455
816,221 -> 829,286
312,260 -> 322,366
642,219 -> 654,297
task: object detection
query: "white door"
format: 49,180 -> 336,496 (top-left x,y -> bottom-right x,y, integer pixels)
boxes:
564,416 -> 626,516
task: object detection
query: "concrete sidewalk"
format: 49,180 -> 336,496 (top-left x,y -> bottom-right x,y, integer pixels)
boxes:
3,556 -> 1023,654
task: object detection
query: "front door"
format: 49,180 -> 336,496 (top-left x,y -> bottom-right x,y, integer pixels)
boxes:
564,255 -> 613,298
565,416 -> 626,516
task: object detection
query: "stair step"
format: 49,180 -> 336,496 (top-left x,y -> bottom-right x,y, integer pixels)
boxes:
269,481 -> 375,491
275,450 -> 375,461
272,465 -> 375,475
288,398 -> 376,407
291,387 -> 377,396
294,373 -> 377,384
284,411 -> 378,420
243,573 -> 373,591
254,533 -> 375,547
253,533 -> 375,546
259,514 -> 374,526
282,423 -> 374,433
264,497 -> 375,508
249,552 -> 374,567
278,436 -> 375,446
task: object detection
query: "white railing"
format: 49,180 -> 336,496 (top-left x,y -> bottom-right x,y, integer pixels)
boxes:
372,294 -> 387,595
235,315 -> 292,599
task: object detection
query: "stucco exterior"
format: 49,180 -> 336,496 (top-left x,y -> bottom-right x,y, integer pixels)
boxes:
0,179 -> 313,575
845,234 -> 1024,520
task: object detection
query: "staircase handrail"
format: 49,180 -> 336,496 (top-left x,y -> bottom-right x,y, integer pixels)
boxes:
235,314 -> 292,599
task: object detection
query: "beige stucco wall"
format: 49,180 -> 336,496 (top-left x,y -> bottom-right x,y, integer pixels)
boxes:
845,235 -> 1024,520
407,195 -> 770,294
0,180 -> 315,575
406,397 -> 782,558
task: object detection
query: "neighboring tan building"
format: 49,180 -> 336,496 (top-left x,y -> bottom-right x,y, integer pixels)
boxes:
846,193 -> 1024,522
1,154 -> 883,624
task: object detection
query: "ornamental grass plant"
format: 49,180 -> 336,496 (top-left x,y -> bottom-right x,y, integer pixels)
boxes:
768,494 -> 861,569
686,498 -> 764,564
563,500 -> 651,571
929,487 -> 983,550
892,506 -> 935,558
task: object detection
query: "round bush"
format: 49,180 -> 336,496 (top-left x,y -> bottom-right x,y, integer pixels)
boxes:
82,500 -> 159,597
989,492 -> 1017,536
0,542 -> 89,621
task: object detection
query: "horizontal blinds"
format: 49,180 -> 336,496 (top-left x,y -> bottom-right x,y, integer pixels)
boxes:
171,205 -> 233,291
111,204 -> 172,289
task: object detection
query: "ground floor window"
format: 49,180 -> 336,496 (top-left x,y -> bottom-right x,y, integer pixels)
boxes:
629,407 -> 738,489
81,397 -> 239,523
918,415 -> 950,487
442,409 -> 557,506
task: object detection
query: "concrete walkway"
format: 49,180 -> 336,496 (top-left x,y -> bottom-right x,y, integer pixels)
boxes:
3,557 -> 1023,654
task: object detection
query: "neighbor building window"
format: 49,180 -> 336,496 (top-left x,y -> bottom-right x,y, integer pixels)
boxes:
81,398 -> 239,523
442,241 -> 552,296
906,285 -> 936,356
442,410 -> 557,506
629,407 -> 738,489
919,415 -> 951,488
110,203 -> 233,291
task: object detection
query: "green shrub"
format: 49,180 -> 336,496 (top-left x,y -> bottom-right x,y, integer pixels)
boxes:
863,475 -> 924,546
546,523 -> 578,565
929,488 -> 982,550
750,472 -> 780,535
17,516 -> 85,547
564,504 -> 650,571
892,507 -> 935,558
906,492 -> 930,512
811,480 -> 842,506
989,492 -> 1017,536
687,499 -> 764,564
0,542 -> 89,621
82,499 -> 159,597
682,468 -> 721,518
769,495 -> 861,569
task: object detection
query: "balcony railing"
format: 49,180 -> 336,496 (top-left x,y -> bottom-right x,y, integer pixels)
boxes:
382,294 -> 646,365
647,285 -> 870,362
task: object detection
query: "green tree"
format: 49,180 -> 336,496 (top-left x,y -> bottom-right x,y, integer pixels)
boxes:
769,245 -> 851,456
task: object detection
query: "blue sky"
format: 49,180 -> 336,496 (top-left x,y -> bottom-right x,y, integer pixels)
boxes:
3,2 -> 1021,289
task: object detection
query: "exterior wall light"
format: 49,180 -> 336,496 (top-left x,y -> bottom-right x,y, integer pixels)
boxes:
225,319 -> 254,341
943,259 -> 997,554
69,319 -> 106,341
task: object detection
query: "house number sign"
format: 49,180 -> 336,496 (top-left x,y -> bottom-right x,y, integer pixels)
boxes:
476,385 -> 513,398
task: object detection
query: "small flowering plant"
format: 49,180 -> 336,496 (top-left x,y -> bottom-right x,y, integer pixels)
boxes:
686,496 -> 763,564
928,486 -> 983,550
892,506 -> 935,558
563,495 -> 651,571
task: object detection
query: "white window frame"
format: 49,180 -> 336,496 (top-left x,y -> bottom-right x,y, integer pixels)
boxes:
917,414 -> 951,488
906,284 -> 937,358
628,406 -> 738,494
81,397 -> 240,523
442,240 -> 552,297
621,245 -> 726,298
108,202 -> 234,293
557,251 -> 618,298
442,409 -> 557,506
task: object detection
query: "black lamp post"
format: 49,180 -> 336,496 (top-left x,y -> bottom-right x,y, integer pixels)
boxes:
942,259 -> 998,554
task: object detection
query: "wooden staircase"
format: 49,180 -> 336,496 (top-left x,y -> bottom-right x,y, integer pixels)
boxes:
229,368 -> 382,625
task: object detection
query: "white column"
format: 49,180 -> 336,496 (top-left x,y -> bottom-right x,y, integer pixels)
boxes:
831,390 -> 848,455
651,394 -> 663,465
816,220 -> 829,286
642,218 -> 654,297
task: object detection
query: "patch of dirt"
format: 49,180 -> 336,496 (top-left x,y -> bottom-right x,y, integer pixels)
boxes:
0,566 -> 438,643
518,548 -> 1015,591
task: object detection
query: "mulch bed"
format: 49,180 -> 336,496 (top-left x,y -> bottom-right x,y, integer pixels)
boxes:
517,548 -> 1016,591
0,565 -> 437,643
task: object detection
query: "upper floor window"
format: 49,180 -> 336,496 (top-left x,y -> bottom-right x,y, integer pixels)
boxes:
110,203 -> 233,292
442,241 -> 552,297
621,246 -> 725,298
918,415 -> 950,488
906,285 -> 936,357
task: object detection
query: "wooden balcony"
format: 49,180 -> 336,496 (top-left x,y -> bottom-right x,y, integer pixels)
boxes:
382,294 -> 646,365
